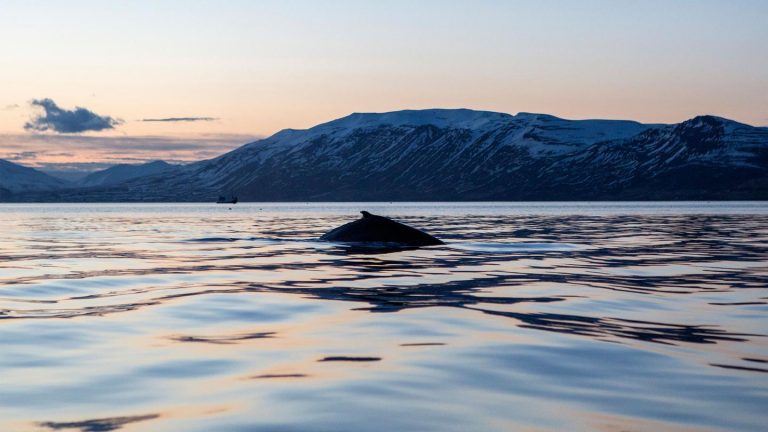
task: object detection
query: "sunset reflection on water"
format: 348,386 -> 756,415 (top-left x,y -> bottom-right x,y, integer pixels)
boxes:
0,202 -> 766,431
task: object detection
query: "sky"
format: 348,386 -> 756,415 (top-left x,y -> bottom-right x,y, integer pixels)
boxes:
1,0 -> 767,175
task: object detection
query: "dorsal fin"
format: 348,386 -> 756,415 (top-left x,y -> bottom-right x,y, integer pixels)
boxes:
360,211 -> 373,218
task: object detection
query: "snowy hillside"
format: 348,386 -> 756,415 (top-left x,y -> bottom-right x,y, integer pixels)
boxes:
161,109 -> 657,199
79,160 -> 175,187
538,115 -> 768,199
4,109 -> 767,201
0,159 -> 69,195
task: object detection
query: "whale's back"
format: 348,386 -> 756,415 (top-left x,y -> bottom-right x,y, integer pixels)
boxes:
320,212 -> 443,247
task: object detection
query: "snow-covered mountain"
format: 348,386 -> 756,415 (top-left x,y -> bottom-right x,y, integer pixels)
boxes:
104,109 -> 660,200
538,115 -> 768,199
4,109 -> 767,201
0,159 -> 69,196
79,160 -> 175,187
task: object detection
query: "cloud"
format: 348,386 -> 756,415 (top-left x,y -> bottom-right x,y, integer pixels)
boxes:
24,98 -> 122,133
0,132 -> 259,171
3,132 -> 258,152
2,151 -> 40,161
140,117 -> 218,122
3,104 -> 20,111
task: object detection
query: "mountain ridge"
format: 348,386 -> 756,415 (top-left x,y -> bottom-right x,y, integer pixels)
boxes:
2,109 -> 766,201
0,159 -> 70,196
78,160 -> 175,187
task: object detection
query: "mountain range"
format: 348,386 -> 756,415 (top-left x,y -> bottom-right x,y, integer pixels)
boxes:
78,160 -> 174,188
1,109 -> 767,201
0,159 -> 67,196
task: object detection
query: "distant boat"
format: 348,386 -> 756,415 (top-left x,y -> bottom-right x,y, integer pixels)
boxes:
216,195 -> 238,204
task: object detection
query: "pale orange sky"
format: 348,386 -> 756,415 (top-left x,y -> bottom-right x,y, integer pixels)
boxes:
1,0 -> 766,172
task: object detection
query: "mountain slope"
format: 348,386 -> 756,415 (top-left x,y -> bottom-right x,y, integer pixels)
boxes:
79,160 -> 175,187
0,159 -> 69,194
111,109 -> 657,201
4,109 -> 767,201
540,116 -> 768,199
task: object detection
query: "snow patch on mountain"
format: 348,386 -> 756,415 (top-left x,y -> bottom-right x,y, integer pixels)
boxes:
79,160 -> 175,187
4,109 -> 766,201
0,159 -> 69,193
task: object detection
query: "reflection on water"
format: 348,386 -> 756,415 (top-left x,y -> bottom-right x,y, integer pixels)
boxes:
0,202 -> 767,431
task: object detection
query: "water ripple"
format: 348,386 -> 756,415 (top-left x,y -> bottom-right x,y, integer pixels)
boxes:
0,203 -> 767,431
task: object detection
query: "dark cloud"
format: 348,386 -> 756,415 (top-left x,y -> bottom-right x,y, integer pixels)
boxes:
0,133 -> 259,169
24,98 -> 122,133
2,151 -> 40,161
9,133 -> 257,152
140,117 -> 218,122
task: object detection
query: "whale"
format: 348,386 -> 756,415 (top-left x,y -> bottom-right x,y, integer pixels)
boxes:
320,211 -> 444,247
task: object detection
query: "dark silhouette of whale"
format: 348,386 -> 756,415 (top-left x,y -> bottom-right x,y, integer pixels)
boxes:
320,211 -> 444,247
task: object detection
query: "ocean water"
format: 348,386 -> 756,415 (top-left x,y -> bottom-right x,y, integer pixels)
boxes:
0,202 -> 767,432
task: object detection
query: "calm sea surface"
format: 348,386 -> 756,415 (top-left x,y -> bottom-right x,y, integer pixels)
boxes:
1,202 -> 767,432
